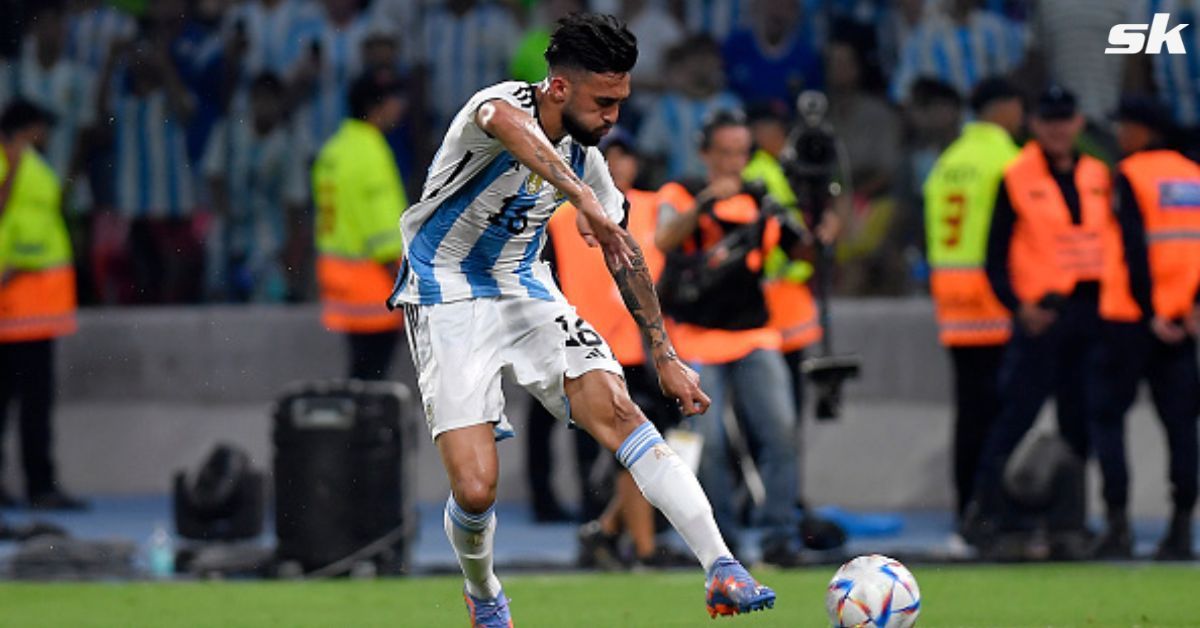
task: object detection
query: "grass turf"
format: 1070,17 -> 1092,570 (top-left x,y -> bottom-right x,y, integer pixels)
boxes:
0,564 -> 1198,627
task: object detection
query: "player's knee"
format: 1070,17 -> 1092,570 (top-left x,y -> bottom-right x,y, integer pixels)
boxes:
452,477 -> 497,514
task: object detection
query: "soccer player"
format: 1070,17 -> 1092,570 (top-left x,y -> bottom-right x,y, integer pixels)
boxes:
387,13 -> 775,625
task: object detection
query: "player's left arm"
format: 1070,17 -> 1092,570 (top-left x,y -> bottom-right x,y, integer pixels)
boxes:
582,151 -> 711,416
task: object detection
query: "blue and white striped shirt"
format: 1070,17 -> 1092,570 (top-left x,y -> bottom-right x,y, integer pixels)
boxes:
890,10 -> 1027,102
292,10 -> 370,147
111,90 -> 197,218
683,0 -> 749,43
1129,0 -> 1200,127
66,5 -> 135,72
636,91 -> 744,181
222,0 -> 322,80
419,4 -> 519,133
390,82 -> 626,306
0,40 -> 96,184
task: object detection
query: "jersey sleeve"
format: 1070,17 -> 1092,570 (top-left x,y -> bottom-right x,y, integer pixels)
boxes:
462,82 -> 537,130
582,145 -> 627,224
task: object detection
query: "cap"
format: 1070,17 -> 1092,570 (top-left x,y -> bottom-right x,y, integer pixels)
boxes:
1112,94 -> 1174,135
1035,85 -> 1077,120
598,126 -> 636,155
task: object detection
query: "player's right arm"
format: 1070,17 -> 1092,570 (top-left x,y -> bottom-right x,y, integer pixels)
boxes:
475,99 -> 634,267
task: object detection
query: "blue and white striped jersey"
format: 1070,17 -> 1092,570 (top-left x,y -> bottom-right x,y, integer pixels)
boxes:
390,82 -> 626,306
222,0 -> 322,79
66,5 -> 135,72
0,40 -> 96,183
636,91 -> 744,181
1129,0 -> 1200,127
111,89 -> 197,218
293,10 -> 370,147
890,10 -> 1027,102
683,0 -> 748,43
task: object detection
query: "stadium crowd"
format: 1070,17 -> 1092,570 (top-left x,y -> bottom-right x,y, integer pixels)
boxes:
0,0 -> 1198,567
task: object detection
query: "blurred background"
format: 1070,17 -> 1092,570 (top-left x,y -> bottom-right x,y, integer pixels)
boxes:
0,0 -> 1196,579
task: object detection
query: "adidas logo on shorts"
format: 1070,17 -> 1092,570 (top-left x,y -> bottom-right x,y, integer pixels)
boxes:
583,348 -> 606,360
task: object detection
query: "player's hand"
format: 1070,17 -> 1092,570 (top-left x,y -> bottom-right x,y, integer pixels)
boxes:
1018,302 -> 1056,337
1151,316 -> 1187,344
575,197 -> 635,268
657,356 -> 710,417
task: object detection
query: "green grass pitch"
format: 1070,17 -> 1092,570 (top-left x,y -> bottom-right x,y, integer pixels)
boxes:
1,564 -> 1197,627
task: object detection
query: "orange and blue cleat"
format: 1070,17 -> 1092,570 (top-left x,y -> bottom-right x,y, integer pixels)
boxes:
705,556 -> 776,618
464,589 -> 513,628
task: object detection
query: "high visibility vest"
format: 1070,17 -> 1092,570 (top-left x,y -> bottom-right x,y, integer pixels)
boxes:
0,146 -> 76,343
1004,142 -> 1113,306
1101,150 -> 1200,322
313,120 -> 407,333
924,122 -> 1018,346
656,181 -> 782,365
743,150 -> 821,352
547,189 -> 661,366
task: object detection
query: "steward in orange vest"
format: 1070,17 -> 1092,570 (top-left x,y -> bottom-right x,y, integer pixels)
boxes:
545,131 -> 689,565
1090,96 -> 1200,561
654,110 -> 809,565
0,100 -> 86,509
967,87 -> 1113,556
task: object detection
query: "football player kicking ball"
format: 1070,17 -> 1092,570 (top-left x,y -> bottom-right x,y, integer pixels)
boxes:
387,12 -> 775,626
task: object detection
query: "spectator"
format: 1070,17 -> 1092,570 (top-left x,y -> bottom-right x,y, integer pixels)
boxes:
890,0 -> 1027,103
681,0 -> 748,44
288,0 -> 374,148
0,99 -> 87,510
722,0 -> 823,110
876,0 -> 925,78
654,110 -> 806,566
221,0 -> 321,84
171,0 -> 234,167
98,25 -> 203,304
312,72 -> 407,380
826,32 -> 903,295
1123,1 -> 1200,159
202,73 -> 309,303
620,0 -> 684,92
0,1 -> 97,208
418,0 -> 519,133
65,0 -> 136,72
1025,0 -> 1126,127
636,36 -> 742,182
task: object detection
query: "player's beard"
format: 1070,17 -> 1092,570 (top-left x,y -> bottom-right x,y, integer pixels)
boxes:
562,108 -> 610,147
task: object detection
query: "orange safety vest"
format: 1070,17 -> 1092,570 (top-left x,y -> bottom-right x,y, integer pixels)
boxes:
1101,150 -> 1200,322
317,257 -> 402,333
929,269 -> 1012,346
0,266 -> 77,342
548,189 -> 662,366
1004,143 -> 1113,306
657,182 -> 781,365
762,280 -> 821,353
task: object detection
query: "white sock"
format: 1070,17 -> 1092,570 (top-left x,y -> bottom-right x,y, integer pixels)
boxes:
444,495 -> 502,599
616,422 -> 731,571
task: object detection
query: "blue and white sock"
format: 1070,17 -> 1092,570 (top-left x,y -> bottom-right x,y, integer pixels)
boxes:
617,422 -> 730,571
444,495 -> 502,599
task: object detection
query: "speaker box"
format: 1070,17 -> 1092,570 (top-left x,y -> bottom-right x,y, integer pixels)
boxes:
272,380 -> 416,575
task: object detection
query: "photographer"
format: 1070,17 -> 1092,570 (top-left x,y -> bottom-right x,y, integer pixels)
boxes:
655,110 -> 812,566
966,87 -> 1115,558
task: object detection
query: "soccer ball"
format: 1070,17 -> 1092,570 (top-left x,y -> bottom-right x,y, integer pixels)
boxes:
825,554 -> 921,627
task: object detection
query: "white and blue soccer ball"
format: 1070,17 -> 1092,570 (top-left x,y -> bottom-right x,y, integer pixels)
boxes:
825,554 -> 921,628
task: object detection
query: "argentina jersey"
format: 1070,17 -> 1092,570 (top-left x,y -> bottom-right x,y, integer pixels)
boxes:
390,82 -> 627,306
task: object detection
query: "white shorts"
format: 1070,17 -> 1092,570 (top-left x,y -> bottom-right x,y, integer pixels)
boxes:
403,296 -> 624,440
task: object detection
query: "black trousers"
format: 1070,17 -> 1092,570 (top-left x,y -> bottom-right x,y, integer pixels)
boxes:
346,331 -> 399,380
949,344 -> 1005,518
971,298 -> 1102,523
1089,323 -> 1200,514
0,339 -> 59,496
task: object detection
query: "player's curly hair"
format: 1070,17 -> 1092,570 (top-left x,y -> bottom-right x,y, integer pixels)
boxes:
545,13 -> 637,75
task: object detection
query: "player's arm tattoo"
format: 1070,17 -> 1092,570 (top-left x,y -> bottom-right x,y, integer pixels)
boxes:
606,231 -> 678,365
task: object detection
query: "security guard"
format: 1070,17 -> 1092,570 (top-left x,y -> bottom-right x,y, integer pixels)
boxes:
0,100 -> 85,510
923,78 -> 1022,520
967,87 -> 1115,555
1091,96 -> 1200,560
313,72 -> 407,380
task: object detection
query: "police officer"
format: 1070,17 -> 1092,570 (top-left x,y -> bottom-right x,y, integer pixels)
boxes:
312,72 -> 407,379
923,78 -> 1023,521
966,87 -> 1115,556
0,100 -> 86,510
1091,96 -> 1200,560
